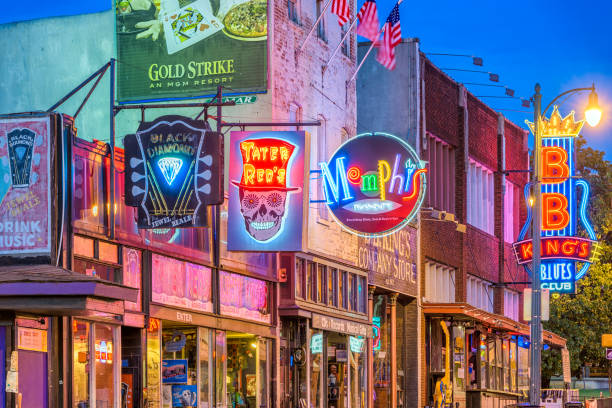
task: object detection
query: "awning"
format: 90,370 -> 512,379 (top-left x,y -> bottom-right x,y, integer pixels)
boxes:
423,302 -> 566,348
0,264 -> 139,316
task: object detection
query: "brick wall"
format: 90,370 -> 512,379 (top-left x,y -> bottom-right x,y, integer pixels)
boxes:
270,0 -> 361,264
467,95 -> 498,169
424,61 -> 460,147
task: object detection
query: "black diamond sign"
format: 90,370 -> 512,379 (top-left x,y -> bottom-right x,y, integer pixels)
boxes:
124,115 -> 223,229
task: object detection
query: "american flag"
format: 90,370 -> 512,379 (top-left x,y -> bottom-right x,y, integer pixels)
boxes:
355,0 -> 379,42
376,4 -> 401,70
331,0 -> 351,26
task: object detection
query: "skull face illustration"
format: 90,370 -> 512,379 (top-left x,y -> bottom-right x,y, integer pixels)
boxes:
239,187 -> 288,241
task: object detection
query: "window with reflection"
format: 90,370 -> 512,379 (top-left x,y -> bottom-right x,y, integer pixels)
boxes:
317,265 -> 326,304
73,146 -> 105,232
328,268 -> 337,307
310,330 -> 324,408
306,261 -> 314,301
296,258 -> 304,299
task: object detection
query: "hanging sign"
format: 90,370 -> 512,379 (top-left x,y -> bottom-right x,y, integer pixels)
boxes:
0,116 -> 52,256
319,132 -> 427,237
514,107 -> 599,294
124,115 -> 222,229
227,131 -> 306,251
115,0 -> 267,102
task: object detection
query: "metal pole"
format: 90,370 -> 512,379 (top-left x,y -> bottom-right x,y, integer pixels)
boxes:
109,58 -> 116,240
530,83 -> 543,406
296,0 -> 333,56
347,28 -> 384,83
323,16 -> 359,73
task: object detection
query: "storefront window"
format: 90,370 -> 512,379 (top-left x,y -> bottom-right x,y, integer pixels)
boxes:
510,338 -> 517,393
479,334 -> 487,389
95,324 -> 115,407
349,336 -> 367,408
487,337 -> 495,389
199,328 -> 211,408
258,339 -> 270,408
466,332 -> 480,390
327,333 -> 347,408
452,326 -> 466,397
146,319 -> 161,408
215,331 -> 227,408
310,330 -> 324,408
73,320 -> 90,408
374,296 -> 390,408
227,332 -> 255,408
503,339 -> 510,392
162,325 -> 198,407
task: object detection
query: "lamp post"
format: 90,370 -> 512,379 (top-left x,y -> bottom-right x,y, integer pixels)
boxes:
529,83 -> 601,406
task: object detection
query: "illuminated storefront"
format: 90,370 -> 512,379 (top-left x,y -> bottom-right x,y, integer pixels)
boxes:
423,304 -> 567,408
278,254 -> 370,408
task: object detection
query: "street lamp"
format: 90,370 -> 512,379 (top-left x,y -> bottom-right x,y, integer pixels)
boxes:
529,83 -> 602,407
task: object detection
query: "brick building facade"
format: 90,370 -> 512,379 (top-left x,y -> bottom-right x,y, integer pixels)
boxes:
420,58 -> 566,408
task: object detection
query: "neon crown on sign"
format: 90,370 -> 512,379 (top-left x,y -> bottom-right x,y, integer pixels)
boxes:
526,106 -> 585,138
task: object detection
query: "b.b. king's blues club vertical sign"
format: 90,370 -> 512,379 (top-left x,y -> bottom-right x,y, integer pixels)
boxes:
513,107 -> 599,294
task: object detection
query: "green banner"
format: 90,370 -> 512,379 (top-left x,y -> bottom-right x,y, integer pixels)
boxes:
115,0 -> 267,102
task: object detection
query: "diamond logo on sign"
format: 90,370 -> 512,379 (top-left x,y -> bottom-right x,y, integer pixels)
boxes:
124,115 -> 223,229
157,157 -> 184,186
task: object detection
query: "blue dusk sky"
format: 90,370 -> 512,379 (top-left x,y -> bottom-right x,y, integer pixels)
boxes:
2,0 -> 611,158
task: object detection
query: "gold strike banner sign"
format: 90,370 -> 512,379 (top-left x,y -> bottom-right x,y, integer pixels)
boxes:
115,0 -> 267,102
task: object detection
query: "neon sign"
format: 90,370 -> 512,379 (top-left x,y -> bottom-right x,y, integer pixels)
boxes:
319,132 -> 426,237
514,107 -> 599,294
124,115 -> 223,229
228,131 -> 306,251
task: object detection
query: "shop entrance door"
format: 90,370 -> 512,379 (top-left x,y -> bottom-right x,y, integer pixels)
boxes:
17,325 -> 49,407
72,320 -> 119,408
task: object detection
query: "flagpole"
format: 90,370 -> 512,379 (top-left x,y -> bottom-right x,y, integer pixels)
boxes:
347,0 -> 402,83
322,15 -> 358,73
297,0 -> 333,57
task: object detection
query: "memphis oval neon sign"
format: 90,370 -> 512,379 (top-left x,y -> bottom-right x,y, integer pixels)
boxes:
319,132 -> 427,237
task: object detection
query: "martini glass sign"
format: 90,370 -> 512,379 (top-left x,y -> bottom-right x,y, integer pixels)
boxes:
319,132 -> 427,237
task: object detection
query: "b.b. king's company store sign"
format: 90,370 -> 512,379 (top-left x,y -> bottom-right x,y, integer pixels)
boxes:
513,108 -> 599,293
124,115 -> 223,229
0,116 -> 51,256
319,132 -> 427,237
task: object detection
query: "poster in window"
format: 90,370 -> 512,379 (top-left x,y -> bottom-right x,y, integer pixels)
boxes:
162,359 -> 188,384
171,385 -> 197,407
115,0 -> 267,102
